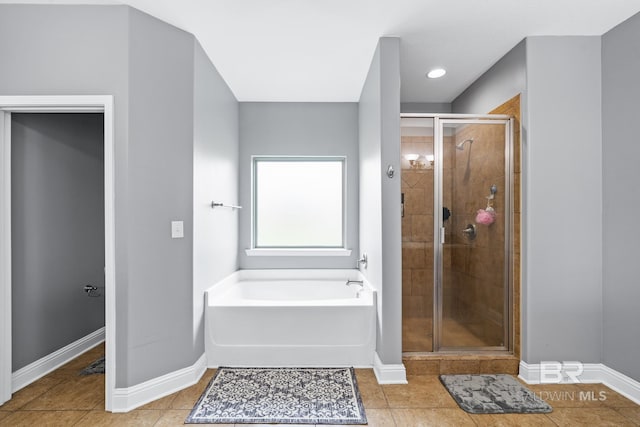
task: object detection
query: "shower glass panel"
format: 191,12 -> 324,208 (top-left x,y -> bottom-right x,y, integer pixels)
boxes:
400,117 -> 435,352
436,118 -> 512,351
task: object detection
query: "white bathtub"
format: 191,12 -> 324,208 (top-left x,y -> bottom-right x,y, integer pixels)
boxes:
205,269 -> 376,367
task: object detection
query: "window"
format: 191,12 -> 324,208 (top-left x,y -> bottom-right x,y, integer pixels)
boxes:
250,157 -> 348,254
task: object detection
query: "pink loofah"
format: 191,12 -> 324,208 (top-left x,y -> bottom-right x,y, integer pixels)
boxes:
475,208 -> 496,225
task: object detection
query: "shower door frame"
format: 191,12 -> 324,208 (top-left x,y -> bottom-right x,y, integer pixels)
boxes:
401,113 -> 514,354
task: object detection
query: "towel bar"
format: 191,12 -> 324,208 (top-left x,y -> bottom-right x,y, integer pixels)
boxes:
211,201 -> 242,209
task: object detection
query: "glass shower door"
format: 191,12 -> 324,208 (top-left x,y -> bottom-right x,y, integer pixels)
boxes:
435,118 -> 512,351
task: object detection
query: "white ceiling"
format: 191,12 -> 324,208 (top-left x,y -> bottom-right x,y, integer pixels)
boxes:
4,0 -> 640,102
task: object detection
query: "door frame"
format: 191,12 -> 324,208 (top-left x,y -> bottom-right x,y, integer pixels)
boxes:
434,116 -> 513,352
400,113 -> 514,354
0,95 -> 116,410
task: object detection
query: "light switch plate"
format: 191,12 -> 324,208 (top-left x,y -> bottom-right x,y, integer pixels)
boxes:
171,221 -> 184,238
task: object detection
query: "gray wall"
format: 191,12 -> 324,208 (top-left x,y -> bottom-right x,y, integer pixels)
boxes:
358,42 -> 384,357
11,113 -> 105,371
524,37 -> 602,364
602,13 -> 640,381
125,7 -> 196,386
452,39 -> 526,114
359,37 -> 403,365
238,102 -> 359,269
192,40 -> 239,355
401,103 -> 451,114
0,4 -> 240,389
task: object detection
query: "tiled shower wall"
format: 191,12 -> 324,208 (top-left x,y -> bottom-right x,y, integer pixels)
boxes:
401,136 -> 435,322
400,136 -> 454,324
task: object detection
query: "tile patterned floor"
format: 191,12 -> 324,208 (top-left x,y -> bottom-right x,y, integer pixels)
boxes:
1,345 -> 639,426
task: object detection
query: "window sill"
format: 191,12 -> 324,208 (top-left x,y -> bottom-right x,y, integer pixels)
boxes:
245,248 -> 352,257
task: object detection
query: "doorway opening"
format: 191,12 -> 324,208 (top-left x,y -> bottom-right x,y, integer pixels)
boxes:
401,114 -> 514,354
0,96 -> 115,410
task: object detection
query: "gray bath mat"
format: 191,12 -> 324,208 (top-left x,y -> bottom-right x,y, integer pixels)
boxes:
186,367 -> 367,424
440,374 -> 552,414
79,356 -> 105,376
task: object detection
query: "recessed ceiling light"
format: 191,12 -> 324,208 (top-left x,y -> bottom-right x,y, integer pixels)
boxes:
426,68 -> 446,79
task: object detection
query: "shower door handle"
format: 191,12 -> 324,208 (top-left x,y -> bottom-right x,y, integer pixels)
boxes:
441,227 -> 445,244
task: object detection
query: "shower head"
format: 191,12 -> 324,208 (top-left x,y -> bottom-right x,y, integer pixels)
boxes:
456,139 -> 473,150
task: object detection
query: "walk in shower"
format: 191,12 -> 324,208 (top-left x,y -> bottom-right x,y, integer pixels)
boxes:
401,115 -> 513,353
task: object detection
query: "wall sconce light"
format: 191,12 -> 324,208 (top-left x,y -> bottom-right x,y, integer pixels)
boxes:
404,153 -> 434,169
404,153 -> 423,169
404,153 -> 435,169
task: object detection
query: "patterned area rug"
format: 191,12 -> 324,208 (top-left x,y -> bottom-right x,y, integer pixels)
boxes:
186,367 -> 367,424
79,356 -> 105,376
440,374 -> 553,414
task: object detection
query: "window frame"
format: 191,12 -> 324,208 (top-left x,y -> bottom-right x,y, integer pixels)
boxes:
247,155 -> 350,256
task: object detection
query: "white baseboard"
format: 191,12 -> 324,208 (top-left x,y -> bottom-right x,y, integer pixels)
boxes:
12,327 -> 105,392
519,361 -> 640,404
517,361 -> 545,384
373,352 -> 407,384
111,353 -> 207,413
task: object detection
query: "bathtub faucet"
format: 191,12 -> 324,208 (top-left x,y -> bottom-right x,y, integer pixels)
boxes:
345,280 -> 364,288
